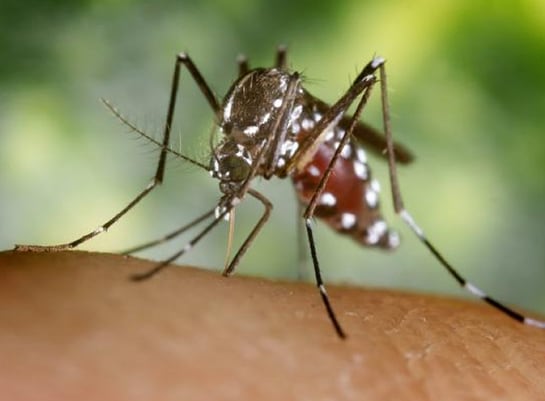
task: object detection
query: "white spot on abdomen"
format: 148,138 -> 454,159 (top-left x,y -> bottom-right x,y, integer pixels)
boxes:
388,231 -> 400,248
356,148 -> 367,163
341,213 -> 357,230
365,220 -> 387,244
340,143 -> 352,158
370,179 -> 380,192
320,192 -> 337,207
365,188 -> 378,208
308,165 -> 321,177
354,161 -> 368,180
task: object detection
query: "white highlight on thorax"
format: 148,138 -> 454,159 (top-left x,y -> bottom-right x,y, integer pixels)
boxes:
260,112 -> 271,125
223,96 -> 233,121
244,125 -> 259,135
280,139 -> 299,159
290,105 -> 303,123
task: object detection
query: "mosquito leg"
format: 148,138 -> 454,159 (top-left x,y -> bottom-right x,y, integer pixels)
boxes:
284,57 -> 383,174
14,180 -> 158,252
378,63 -> 545,329
261,73 -> 302,178
302,81 -> 376,220
155,52 -> 219,181
15,53 -> 219,253
304,218 -> 347,339
275,44 -> 288,69
131,206 -> 230,281
237,54 -> 250,77
295,58 -> 385,340
222,189 -> 272,277
121,208 -> 216,255
296,201 -> 308,281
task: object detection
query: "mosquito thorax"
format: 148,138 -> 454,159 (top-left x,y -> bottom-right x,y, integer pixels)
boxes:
210,67 -> 304,194
220,67 -> 297,145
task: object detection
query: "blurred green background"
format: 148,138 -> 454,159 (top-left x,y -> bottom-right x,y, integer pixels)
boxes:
1,0 -> 544,315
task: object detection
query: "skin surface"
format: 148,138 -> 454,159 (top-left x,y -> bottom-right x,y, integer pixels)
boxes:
1,250 -> 544,401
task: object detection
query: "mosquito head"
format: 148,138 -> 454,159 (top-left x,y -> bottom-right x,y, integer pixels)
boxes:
210,141 -> 253,194
220,68 -> 300,145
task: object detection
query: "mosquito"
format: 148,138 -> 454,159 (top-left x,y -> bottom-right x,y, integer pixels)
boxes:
15,46 -> 545,338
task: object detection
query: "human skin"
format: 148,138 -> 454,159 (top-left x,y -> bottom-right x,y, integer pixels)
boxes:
0,250 -> 544,401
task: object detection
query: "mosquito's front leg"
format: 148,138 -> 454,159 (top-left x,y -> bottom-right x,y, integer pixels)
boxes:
222,188 -> 272,277
293,57 -> 385,339
14,178 -> 158,252
284,57 -> 383,175
15,53 -> 219,252
302,75 -> 378,220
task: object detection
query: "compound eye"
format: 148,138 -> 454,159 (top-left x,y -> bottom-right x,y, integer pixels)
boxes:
220,155 -> 251,182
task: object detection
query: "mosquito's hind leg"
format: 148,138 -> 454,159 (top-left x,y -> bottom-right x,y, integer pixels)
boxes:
15,53 -> 219,253
378,62 -> 545,329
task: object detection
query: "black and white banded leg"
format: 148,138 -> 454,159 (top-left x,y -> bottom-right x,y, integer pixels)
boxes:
305,218 -> 347,339
121,208 -> 216,255
378,62 -> 545,329
299,58 -> 385,339
131,205 -> 231,281
14,53 -> 218,253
